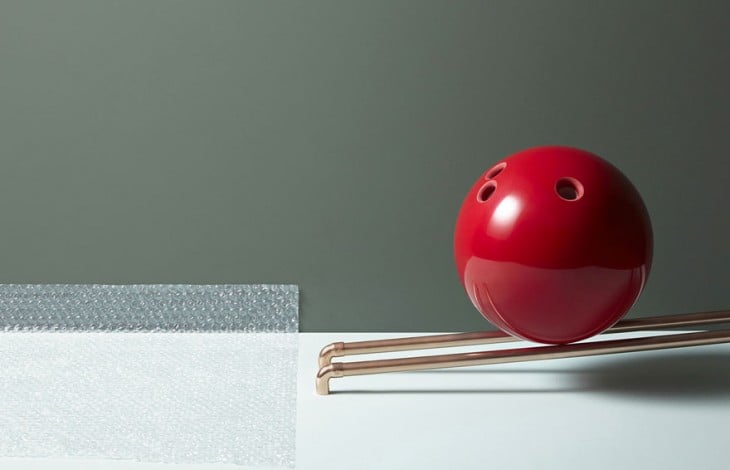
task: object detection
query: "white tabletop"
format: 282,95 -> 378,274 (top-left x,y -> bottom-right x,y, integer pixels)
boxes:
1,331 -> 728,469
297,332 -> 730,470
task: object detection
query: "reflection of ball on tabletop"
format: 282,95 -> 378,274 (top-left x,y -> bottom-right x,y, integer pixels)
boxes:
453,146 -> 653,344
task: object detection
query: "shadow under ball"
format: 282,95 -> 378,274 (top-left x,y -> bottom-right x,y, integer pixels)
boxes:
454,146 -> 653,344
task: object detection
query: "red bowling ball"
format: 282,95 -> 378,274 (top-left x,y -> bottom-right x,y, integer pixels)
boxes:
454,146 -> 653,344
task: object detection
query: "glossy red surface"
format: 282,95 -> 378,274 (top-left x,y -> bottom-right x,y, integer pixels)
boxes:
454,146 -> 653,344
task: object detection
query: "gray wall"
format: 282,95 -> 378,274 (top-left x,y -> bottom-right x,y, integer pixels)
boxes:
0,1 -> 728,332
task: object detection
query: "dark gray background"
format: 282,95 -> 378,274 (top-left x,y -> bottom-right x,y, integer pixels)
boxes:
0,1 -> 727,332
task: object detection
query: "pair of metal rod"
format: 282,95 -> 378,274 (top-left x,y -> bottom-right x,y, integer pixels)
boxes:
316,310 -> 730,395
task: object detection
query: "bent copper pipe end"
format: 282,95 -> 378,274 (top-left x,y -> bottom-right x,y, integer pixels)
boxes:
318,342 -> 345,368
315,362 -> 344,395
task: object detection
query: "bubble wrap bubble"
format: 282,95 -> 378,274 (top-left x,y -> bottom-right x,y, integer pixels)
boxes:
0,285 -> 299,468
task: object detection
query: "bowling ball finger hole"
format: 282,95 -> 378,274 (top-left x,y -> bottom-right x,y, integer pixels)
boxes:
555,177 -> 584,201
485,162 -> 506,179
477,181 -> 497,202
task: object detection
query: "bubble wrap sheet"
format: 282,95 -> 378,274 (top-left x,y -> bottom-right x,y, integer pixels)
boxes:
0,285 -> 299,468
0,284 -> 297,332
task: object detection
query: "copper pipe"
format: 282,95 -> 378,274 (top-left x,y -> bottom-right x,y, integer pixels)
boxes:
316,328 -> 730,395
318,309 -> 730,368
318,331 -> 513,368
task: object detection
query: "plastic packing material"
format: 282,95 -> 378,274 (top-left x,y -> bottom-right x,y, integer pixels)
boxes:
0,284 -> 299,468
